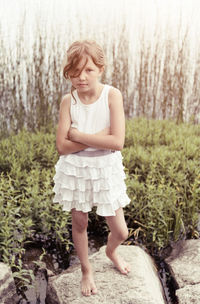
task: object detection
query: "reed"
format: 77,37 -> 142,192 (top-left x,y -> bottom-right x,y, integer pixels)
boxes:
1,12 -> 200,137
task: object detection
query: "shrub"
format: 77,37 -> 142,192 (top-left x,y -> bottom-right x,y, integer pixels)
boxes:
0,118 -> 199,287
0,130 -> 71,291
123,118 -> 200,252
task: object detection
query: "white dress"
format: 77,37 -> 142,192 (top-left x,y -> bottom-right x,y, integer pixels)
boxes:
53,85 -> 130,216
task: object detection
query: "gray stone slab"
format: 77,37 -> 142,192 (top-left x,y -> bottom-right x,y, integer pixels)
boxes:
46,245 -> 166,304
176,284 -> 200,304
165,239 -> 200,288
0,262 -> 19,304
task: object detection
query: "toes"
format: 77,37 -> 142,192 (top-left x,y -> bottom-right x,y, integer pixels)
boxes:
117,262 -> 131,275
119,265 -> 126,274
116,265 -> 127,275
82,283 -> 98,296
82,287 -> 97,296
121,268 -> 128,275
91,287 -> 98,295
125,264 -> 131,273
82,288 -> 91,297
86,290 -> 91,297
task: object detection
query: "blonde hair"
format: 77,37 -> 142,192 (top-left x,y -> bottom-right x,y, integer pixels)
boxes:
62,40 -> 106,98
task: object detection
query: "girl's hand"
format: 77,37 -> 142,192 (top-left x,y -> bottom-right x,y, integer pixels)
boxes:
68,126 -> 110,145
68,127 -> 80,142
69,127 -> 110,142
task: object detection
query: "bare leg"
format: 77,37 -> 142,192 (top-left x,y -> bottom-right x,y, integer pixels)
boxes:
105,207 -> 130,275
72,209 -> 97,296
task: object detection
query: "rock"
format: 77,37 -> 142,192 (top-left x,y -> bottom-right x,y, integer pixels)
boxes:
24,266 -> 48,304
165,239 -> 200,303
0,262 -> 19,304
165,239 -> 200,288
176,284 -> 200,304
46,245 -> 166,304
197,213 -> 200,234
47,268 -> 55,277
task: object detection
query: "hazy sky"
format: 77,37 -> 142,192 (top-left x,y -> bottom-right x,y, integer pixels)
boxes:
1,0 -> 200,52
1,0 -> 200,35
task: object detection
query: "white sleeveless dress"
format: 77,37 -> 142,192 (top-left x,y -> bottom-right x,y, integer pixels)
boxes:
53,85 -> 130,216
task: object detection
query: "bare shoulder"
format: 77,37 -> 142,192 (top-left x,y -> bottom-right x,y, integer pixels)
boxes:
108,87 -> 123,107
60,93 -> 71,109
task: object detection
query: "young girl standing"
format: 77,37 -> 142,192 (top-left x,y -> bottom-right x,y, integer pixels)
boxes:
53,40 -> 131,297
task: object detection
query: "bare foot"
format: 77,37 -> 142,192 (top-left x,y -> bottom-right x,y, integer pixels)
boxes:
81,267 -> 98,296
106,247 -> 131,275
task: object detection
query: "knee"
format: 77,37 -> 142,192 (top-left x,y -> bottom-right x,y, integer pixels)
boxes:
121,227 -> 129,241
72,212 -> 88,233
115,227 -> 129,242
73,219 -> 88,233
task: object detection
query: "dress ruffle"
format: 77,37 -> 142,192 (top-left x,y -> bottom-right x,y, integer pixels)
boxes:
53,151 -> 130,216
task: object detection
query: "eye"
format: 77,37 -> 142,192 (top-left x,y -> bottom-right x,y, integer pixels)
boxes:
87,68 -> 93,72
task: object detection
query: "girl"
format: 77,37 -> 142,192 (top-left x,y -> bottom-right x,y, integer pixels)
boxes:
53,40 -> 131,297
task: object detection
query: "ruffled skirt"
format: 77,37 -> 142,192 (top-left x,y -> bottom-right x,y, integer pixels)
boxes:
53,151 -> 130,216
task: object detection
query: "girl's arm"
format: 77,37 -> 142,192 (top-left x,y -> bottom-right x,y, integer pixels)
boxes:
68,88 -> 125,151
56,94 -> 110,155
56,94 -> 89,155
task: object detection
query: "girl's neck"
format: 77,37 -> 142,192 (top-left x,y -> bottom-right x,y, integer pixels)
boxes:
77,83 -> 104,105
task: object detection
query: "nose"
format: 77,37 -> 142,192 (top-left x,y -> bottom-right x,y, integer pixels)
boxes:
78,70 -> 86,80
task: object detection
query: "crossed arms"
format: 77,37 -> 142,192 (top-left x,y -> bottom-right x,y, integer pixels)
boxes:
56,88 -> 125,155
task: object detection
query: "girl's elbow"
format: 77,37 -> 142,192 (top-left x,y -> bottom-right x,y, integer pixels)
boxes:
56,145 -> 62,155
56,141 -> 65,155
115,144 -> 124,151
114,140 -> 124,151
56,138 -> 71,155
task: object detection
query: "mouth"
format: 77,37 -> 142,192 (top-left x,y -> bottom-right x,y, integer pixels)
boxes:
78,83 -> 88,86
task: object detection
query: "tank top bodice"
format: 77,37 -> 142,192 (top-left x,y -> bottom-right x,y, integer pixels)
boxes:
70,84 -> 111,151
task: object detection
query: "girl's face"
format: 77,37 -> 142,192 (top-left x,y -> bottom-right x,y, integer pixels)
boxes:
68,55 -> 103,93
